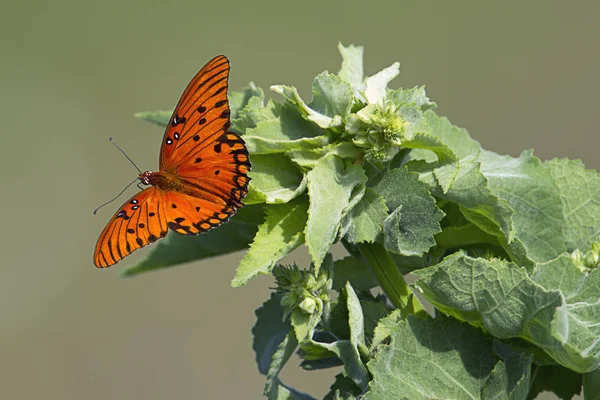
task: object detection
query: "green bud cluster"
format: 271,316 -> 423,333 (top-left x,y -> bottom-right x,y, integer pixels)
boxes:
346,101 -> 407,161
273,262 -> 332,321
571,239 -> 600,271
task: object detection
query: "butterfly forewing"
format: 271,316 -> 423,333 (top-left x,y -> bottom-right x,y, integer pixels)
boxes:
160,55 -> 231,171
94,188 -> 168,268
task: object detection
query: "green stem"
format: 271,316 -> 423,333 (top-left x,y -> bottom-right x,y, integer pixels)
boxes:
355,241 -> 411,310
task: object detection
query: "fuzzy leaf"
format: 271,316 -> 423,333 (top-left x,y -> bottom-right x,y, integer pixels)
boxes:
305,156 -> 367,272
286,142 -> 360,170
245,154 -> 306,204
481,353 -> 533,400
387,86 -> 436,111
342,188 -> 388,244
232,197 -> 309,286
479,150 -> 565,263
271,85 -> 341,129
373,167 -> 444,256
414,155 -> 516,246
337,43 -> 363,92
546,158 -> 600,251
332,256 -> 379,291
410,111 -> 481,161
243,103 -> 329,154
414,252 -> 600,373
345,282 -> 365,348
370,309 -> 403,350
309,72 -> 353,119
364,315 -> 496,400
301,340 -> 369,392
363,62 -> 400,105
228,83 -> 264,121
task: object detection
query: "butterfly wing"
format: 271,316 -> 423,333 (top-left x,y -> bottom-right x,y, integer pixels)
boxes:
159,55 -> 232,171
93,187 -> 168,268
157,54 -> 251,234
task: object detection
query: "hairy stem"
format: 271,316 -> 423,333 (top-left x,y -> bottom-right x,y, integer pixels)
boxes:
355,241 -> 411,310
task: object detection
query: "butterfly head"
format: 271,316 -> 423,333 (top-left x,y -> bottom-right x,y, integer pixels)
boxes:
139,171 -> 154,186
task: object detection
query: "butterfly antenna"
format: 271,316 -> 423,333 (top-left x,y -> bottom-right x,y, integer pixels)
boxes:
109,137 -> 142,174
93,177 -> 139,215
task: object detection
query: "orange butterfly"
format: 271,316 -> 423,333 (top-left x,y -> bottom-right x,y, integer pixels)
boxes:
94,55 -> 250,268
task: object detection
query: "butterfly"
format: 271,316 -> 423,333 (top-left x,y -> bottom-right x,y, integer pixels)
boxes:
94,55 -> 250,268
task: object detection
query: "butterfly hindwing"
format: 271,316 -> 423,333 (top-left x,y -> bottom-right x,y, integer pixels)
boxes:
160,55 -> 231,171
94,188 -> 168,268
177,131 -> 250,209
162,191 -> 236,236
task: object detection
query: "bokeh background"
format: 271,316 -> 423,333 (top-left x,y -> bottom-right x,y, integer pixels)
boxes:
1,1 -> 598,399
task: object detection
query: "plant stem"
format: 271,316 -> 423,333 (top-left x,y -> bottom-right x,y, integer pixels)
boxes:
355,241 -> 411,310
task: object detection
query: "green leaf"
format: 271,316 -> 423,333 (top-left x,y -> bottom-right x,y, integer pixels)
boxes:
363,62 -> 400,105
337,43 -> 363,93
360,297 -> 390,341
332,256 -> 379,291
373,167 -> 444,256
228,83 -> 264,121
243,103 -> 330,154
245,154 -> 306,204
387,86 -> 436,111
527,364 -> 582,400
323,373 -> 361,400
480,150 -> 566,263
134,85 -> 264,129
286,142 -> 361,170
266,381 -> 316,400
410,111 -> 481,162
402,130 -> 459,173
342,188 -> 388,244
481,353 -> 533,400
134,109 -> 171,127
345,282 -> 365,348
583,368 -> 600,400
364,315 -> 497,400
123,206 -> 261,277
309,72 -> 353,119
253,294 -> 290,375
254,297 -> 315,399
414,252 -> 600,373
370,309 -> 403,349
232,197 -> 309,287
290,300 -> 323,342
413,155 -> 516,249
234,97 -> 277,133
271,85 -> 342,129
265,331 -> 299,396
305,156 -> 367,272
301,340 -> 370,392
530,255 -> 600,372
546,158 -> 600,251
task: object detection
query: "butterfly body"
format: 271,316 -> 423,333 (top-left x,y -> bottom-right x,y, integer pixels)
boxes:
94,55 -> 250,268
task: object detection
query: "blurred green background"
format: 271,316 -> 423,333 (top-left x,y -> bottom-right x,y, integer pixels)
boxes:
1,1 -> 598,398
